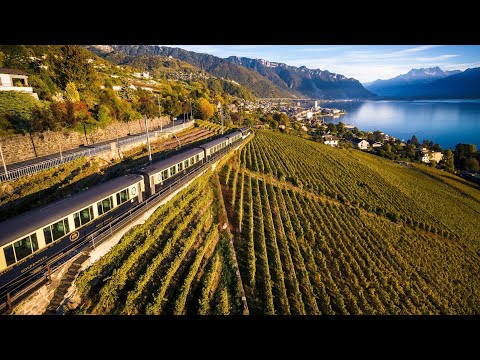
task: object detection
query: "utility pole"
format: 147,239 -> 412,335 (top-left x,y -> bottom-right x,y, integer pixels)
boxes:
217,101 -> 223,135
189,98 -> 193,120
0,142 -> 8,179
157,95 -> 162,132
144,115 -> 152,163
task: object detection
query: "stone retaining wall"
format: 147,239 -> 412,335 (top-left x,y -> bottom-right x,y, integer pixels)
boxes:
0,116 -> 170,165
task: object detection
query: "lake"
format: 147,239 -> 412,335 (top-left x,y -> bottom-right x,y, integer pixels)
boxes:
316,100 -> 480,149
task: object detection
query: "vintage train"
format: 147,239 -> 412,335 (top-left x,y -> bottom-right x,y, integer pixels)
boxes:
0,127 -> 250,292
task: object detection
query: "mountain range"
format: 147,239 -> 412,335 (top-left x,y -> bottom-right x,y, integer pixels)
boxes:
87,45 -> 374,100
364,67 -> 480,98
226,56 -> 373,99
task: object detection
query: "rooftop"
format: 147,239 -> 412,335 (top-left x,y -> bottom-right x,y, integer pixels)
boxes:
0,67 -> 29,76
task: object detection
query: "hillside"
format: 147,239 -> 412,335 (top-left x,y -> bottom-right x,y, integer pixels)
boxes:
100,52 -> 255,101
227,56 -> 374,99
89,45 -> 374,99
88,45 -> 294,98
0,45 -> 250,138
217,130 -> 480,314
75,129 -> 480,314
365,66 -> 480,99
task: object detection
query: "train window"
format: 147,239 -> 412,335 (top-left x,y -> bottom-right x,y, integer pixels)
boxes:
116,189 -> 129,205
97,196 -> 113,216
51,218 -> 70,241
31,234 -> 39,252
195,154 -> 200,162
170,166 -> 176,176
13,237 -> 33,261
178,162 -> 183,171
184,159 -> 189,168
161,169 -> 168,181
3,245 -> 15,266
44,227 -> 53,245
74,206 -> 94,228
44,218 -> 69,245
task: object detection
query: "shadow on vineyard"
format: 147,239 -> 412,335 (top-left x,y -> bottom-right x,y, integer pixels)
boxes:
219,130 -> 480,315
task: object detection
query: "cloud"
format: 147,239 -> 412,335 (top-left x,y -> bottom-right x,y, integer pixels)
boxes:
393,45 -> 443,54
295,47 -> 344,53
444,62 -> 480,70
413,54 -> 458,61
229,45 -> 273,50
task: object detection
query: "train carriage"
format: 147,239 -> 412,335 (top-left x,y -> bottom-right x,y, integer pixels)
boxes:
240,127 -> 251,138
225,130 -> 243,145
0,174 -> 144,290
137,147 -> 205,198
0,127 -> 251,298
199,137 -> 230,160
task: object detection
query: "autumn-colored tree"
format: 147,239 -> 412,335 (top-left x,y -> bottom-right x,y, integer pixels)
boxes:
64,82 -> 80,102
197,98 -> 214,120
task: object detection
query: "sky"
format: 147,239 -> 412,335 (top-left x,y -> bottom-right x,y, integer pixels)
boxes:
167,45 -> 480,83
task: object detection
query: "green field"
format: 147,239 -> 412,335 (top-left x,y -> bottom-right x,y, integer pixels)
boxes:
219,130 -> 480,314
75,130 -> 480,314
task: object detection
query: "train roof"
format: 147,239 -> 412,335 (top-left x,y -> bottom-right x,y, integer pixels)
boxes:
138,147 -> 204,176
199,136 -> 229,150
240,127 -> 250,133
225,130 -> 242,139
0,174 -> 143,247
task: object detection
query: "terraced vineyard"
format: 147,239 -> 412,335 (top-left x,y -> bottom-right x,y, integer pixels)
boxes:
219,130 -> 480,314
75,173 -> 244,315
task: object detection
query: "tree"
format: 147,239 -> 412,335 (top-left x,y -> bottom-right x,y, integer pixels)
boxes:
52,45 -> 96,90
197,98 -> 214,120
443,149 -> 455,173
64,82 -> 80,103
464,158 -> 479,172
409,135 -> 419,146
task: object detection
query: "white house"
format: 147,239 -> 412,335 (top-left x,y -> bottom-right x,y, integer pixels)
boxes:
421,150 -> 444,164
323,135 -> 339,147
369,140 -> 383,148
350,138 -> 369,150
0,68 -> 39,99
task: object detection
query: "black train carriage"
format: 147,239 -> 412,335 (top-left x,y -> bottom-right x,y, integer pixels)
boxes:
0,174 -> 144,290
137,147 -> 205,198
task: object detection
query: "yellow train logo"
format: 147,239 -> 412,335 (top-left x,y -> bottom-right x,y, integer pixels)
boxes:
70,231 -> 80,242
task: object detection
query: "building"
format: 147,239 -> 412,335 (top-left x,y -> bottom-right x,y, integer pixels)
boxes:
369,140 -> 383,148
0,68 -> 38,99
349,138 -> 369,150
323,134 -> 339,147
314,100 -> 318,109
306,111 -> 313,119
421,149 -> 444,164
